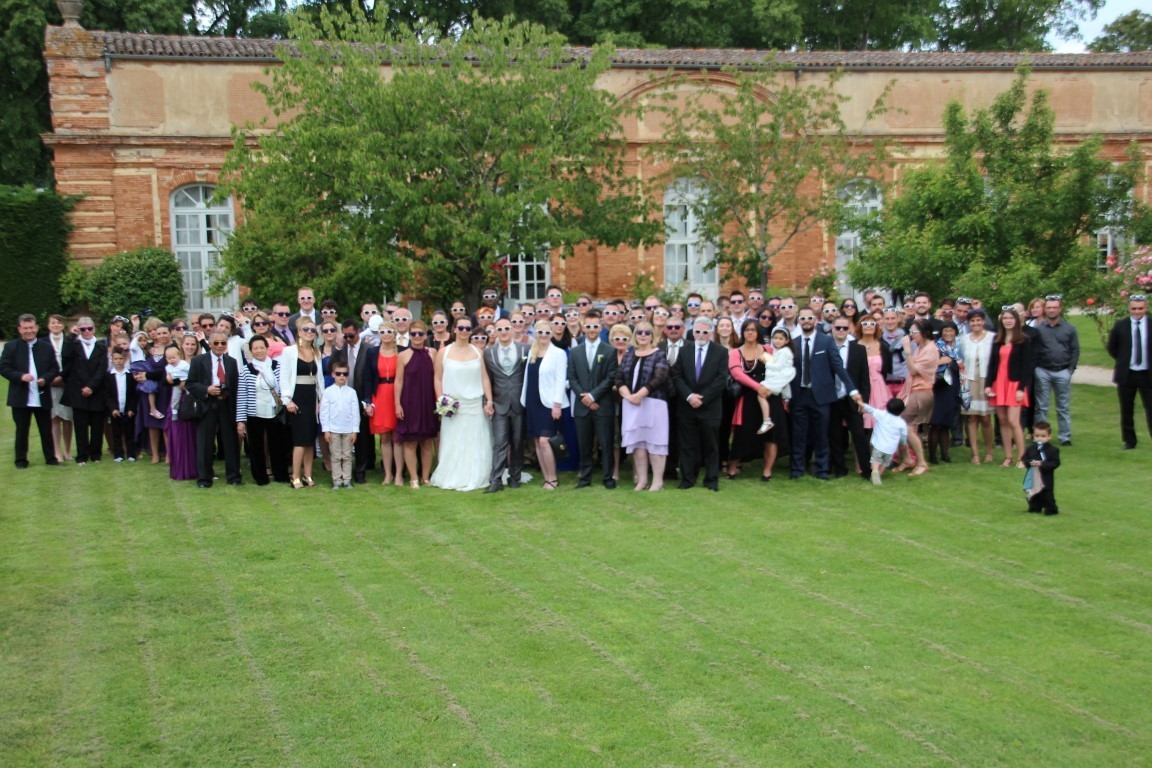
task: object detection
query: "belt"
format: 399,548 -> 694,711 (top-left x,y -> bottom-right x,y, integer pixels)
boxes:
1043,365 -> 1069,372
379,378 -> 395,384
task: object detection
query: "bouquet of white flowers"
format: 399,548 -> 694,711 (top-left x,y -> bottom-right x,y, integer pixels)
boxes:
435,394 -> 461,419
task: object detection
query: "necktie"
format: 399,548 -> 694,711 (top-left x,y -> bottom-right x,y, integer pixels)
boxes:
1136,320 -> 1143,367
803,337 -> 811,387
347,345 -> 357,379
216,356 -> 226,389
501,345 -> 513,375
695,345 -> 703,379
586,340 -> 596,369
668,342 -> 679,366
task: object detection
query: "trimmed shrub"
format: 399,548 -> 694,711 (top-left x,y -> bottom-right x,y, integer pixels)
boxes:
0,185 -> 75,337
86,247 -> 186,324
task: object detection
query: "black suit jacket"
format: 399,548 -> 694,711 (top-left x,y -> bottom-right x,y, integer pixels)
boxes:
1022,441 -> 1060,491
187,352 -> 240,415
839,341 -> 871,404
792,332 -> 857,406
61,338 -> 108,411
567,340 -> 618,418
672,342 -> 727,421
103,370 -> 139,414
0,337 -> 60,408
1107,316 -> 1151,386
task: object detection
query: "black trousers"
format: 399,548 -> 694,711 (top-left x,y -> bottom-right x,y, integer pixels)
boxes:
197,398 -> 241,483
678,413 -> 720,488
575,412 -> 615,483
246,416 -> 291,485
828,396 -> 869,478
353,412 -> 375,482
1028,485 -> 1059,514
790,388 -> 830,478
73,408 -> 105,462
1118,371 -> 1152,446
11,406 -> 54,465
108,412 -> 137,459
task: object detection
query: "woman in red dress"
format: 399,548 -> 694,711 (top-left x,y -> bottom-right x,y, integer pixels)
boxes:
363,321 -> 401,485
985,307 -> 1033,468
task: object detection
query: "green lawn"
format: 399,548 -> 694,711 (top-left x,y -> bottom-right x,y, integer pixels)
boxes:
2,383 -> 1150,767
1068,313 -> 1113,369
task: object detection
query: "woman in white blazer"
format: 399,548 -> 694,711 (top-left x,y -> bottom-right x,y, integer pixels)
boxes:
520,320 -> 570,490
277,320 -> 323,488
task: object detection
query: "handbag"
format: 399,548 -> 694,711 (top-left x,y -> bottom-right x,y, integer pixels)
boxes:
726,374 -> 743,400
548,430 -> 569,462
177,393 -> 205,422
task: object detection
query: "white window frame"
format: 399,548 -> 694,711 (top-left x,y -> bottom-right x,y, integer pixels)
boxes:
1096,174 -> 1134,269
171,184 -> 238,314
664,178 -> 717,298
834,179 -> 883,299
504,251 -> 551,306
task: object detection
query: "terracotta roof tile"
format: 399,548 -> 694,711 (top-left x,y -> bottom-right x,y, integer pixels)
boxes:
94,31 -> 1152,70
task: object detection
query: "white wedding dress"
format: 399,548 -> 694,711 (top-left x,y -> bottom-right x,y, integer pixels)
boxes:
430,346 -> 494,491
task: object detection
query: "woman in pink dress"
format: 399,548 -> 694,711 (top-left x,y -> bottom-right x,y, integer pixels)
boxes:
856,316 -> 892,431
985,307 -> 1033,468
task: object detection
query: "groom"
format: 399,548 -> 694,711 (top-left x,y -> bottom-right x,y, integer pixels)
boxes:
484,317 -> 529,492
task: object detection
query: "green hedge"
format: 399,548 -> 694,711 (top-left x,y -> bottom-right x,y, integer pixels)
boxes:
85,247 -> 186,324
0,185 -> 75,337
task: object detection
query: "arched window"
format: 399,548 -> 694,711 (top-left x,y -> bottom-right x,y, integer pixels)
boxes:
834,179 -> 882,297
664,178 -> 716,297
171,184 -> 237,314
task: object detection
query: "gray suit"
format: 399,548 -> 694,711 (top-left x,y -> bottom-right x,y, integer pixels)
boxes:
484,341 -> 530,487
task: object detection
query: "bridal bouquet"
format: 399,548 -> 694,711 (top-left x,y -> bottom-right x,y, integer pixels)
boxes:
435,394 -> 461,419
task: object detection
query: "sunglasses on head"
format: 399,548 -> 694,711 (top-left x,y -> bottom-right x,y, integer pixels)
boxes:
1045,294 -> 1063,301
1131,294 -> 1148,301
1001,305 -> 1016,312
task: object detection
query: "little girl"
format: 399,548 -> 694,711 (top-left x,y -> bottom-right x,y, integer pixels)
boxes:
757,328 -> 795,433
165,345 -> 191,406
130,333 -> 165,420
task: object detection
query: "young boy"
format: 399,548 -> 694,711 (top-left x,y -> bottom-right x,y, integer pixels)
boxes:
104,349 -> 138,462
861,397 -> 909,486
319,362 -> 359,489
1022,421 -> 1061,516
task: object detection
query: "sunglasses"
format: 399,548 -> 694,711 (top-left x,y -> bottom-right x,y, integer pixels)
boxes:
433,319 -> 447,325
409,330 -> 426,337
604,310 -> 619,316
78,326 -> 94,332
634,329 -> 652,336
301,327 -> 317,334
654,310 -> 670,318
380,329 -> 395,335
1131,294 -> 1148,301
200,322 -> 216,328
547,293 -> 562,299
512,320 -> 525,325
842,303 -> 857,309
758,314 -> 773,320
252,321 -> 269,327
343,333 -> 358,341
242,306 -> 258,312
210,341 -> 228,347
273,311 -> 289,317
321,328 -> 337,333
365,309 -> 379,316
691,329 -> 711,335
612,336 -> 630,342
456,326 -> 473,332
299,296 -> 314,302
780,304 -> 795,310
860,320 -> 878,327
798,316 -> 816,322
583,324 -> 601,329
495,326 -> 512,332
537,330 -> 552,336
332,371 -> 349,377
833,325 -> 851,331
644,305 -> 659,311
451,307 -> 467,314
321,309 -> 337,315
471,335 -> 488,342
730,298 -> 744,305
665,324 -> 683,330
1045,294 -> 1063,301
577,301 -> 590,307
523,311 -> 535,317
173,325 -> 188,331
482,294 -> 498,300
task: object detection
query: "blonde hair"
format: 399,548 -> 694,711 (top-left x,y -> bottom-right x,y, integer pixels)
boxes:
529,319 -> 552,363
633,320 -> 655,348
609,324 -> 633,346
295,315 -> 319,354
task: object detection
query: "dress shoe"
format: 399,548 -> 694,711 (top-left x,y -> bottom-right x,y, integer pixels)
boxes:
484,483 -> 504,494
45,459 -> 60,466
576,478 -> 592,488
1122,443 -> 1137,450
790,472 -> 803,480
507,477 -> 521,489
603,479 -> 617,489
678,480 -> 694,490
15,460 -> 29,469
760,475 -> 772,483
1044,510 -> 1059,516
1060,439 -> 1072,447
353,473 -> 366,484
197,480 -> 213,488
815,474 -> 829,481
703,482 -> 719,492
227,479 -> 242,486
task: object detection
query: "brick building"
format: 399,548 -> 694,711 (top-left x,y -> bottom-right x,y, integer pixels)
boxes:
44,14 -> 1152,314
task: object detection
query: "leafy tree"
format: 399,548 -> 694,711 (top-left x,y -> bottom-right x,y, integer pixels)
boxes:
848,66 -> 1144,309
83,246 -> 187,322
1088,10 -> 1152,52
648,64 -> 894,289
220,10 -> 657,309
801,0 -> 939,50
935,0 -> 1103,51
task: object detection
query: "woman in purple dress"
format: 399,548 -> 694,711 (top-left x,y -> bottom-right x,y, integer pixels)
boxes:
164,335 -> 199,480
393,320 -> 438,487
133,322 -> 173,462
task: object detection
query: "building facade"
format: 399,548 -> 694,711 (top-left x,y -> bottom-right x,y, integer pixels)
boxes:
44,20 -> 1152,313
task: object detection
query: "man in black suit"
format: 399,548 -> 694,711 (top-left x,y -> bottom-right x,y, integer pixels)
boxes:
568,311 -> 619,489
673,317 -> 728,491
0,314 -> 60,468
186,330 -> 242,487
791,308 -> 862,480
657,316 -> 687,480
1107,294 -> 1151,450
61,316 -> 107,465
342,318 -> 375,482
826,318 -> 871,479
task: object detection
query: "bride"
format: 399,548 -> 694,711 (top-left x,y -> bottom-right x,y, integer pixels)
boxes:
430,316 -> 495,491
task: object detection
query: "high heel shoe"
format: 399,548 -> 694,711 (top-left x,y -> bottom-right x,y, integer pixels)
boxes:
291,477 -> 304,489
1000,458 -> 1013,469
542,480 -> 558,491
409,480 -> 420,489
303,476 -> 316,487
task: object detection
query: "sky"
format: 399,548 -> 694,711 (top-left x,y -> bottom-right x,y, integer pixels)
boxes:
1049,0 -> 1146,52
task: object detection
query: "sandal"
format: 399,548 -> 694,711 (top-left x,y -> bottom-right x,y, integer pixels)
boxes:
892,462 -> 913,473
1015,461 -> 1026,469
910,465 -> 929,476
984,454 -> 995,464
542,480 -> 558,491
970,456 -> 981,465
756,419 -> 774,435
409,480 -> 420,489
291,478 -> 304,489
303,476 -> 316,487
1000,459 -> 1013,469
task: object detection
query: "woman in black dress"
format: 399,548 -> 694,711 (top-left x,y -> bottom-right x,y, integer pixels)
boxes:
280,318 -> 321,487
727,322 -> 793,481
